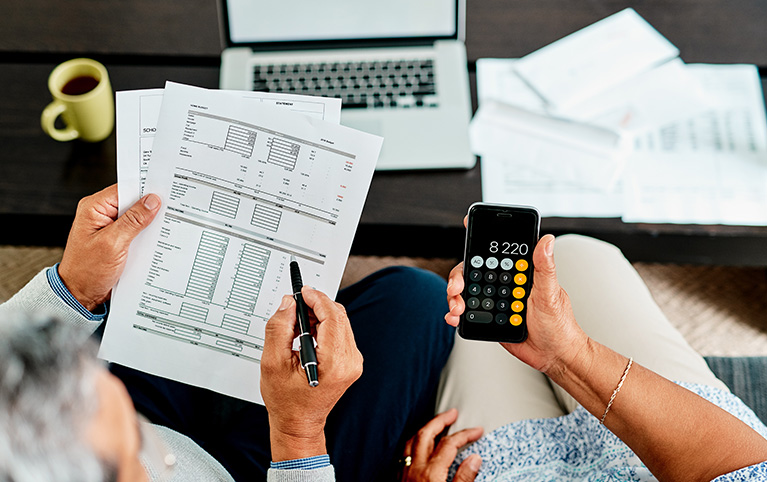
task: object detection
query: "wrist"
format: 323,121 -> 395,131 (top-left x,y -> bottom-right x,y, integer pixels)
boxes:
57,263 -> 100,312
270,427 -> 327,462
268,415 -> 327,462
544,334 -> 595,385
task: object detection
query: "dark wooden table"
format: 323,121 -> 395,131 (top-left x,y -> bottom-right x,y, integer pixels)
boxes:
2,0 -> 767,264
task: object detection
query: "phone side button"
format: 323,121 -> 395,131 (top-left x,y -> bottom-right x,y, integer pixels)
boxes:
466,311 -> 493,323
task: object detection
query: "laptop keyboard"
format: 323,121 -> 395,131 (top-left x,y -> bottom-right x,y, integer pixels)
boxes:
252,59 -> 438,109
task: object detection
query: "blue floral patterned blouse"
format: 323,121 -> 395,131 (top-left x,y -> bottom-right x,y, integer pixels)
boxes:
450,382 -> 767,481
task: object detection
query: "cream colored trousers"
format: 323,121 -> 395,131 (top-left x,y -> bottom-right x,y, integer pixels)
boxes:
436,234 -> 729,433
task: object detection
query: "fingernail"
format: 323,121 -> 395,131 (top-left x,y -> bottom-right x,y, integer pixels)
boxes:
447,278 -> 453,291
278,295 -> 293,311
143,194 -> 161,211
545,236 -> 554,257
469,455 -> 482,471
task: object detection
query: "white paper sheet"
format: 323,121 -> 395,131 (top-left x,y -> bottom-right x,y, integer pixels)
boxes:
480,157 -> 625,217
469,101 -> 628,191
513,8 -> 679,110
116,88 -> 342,216
103,82 -> 382,403
623,64 -> 767,225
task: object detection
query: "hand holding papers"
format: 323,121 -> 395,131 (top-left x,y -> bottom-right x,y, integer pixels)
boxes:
103,82 -> 382,404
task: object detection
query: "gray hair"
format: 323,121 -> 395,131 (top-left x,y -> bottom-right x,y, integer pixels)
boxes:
0,312 -> 109,482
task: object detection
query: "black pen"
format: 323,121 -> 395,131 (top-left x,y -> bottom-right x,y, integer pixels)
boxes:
289,255 -> 319,387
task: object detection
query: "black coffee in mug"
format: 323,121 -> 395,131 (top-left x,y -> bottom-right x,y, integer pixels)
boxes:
61,75 -> 100,96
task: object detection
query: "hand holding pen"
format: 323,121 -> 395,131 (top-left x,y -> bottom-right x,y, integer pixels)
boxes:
290,256 -> 319,387
260,267 -> 364,462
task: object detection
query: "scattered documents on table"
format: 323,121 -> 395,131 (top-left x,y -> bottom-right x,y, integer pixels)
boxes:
105,82 -> 382,404
473,8 -> 767,225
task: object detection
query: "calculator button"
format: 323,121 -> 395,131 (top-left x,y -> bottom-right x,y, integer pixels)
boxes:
486,257 -> 499,269
467,297 -> 480,309
468,284 -> 481,296
466,311 -> 492,323
470,256 -> 484,268
513,287 -> 525,299
499,272 -> 512,284
481,298 -> 495,310
515,259 -> 529,271
498,286 -> 511,298
469,270 -> 482,282
495,313 -> 507,324
514,273 -> 527,285
501,258 -> 513,270
483,285 -> 496,297
497,299 -> 509,311
510,314 -> 523,326
511,300 -> 524,312
484,271 -> 497,283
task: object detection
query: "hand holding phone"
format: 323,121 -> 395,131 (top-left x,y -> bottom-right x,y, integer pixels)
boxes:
458,203 -> 540,343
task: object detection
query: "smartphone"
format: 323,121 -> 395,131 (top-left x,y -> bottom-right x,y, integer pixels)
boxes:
458,203 -> 540,343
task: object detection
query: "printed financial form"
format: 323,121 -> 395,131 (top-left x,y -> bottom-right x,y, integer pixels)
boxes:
103,82 -> 382,404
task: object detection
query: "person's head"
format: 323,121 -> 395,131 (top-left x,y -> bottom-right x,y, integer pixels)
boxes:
0,313 -> 165,481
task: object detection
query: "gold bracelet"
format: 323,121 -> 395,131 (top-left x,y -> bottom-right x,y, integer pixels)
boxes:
600,356 -> 633,425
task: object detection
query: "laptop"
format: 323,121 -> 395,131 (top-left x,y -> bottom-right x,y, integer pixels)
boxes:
217,0 -> 475,170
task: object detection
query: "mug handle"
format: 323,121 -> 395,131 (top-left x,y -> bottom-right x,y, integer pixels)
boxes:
40,100 -> 79,141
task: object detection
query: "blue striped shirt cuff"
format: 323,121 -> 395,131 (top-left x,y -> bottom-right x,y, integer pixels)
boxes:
46,263 -> 108,321
270,455 -> 330,470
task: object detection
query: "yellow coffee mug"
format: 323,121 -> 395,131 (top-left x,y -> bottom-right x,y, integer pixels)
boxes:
41,58 -> 114,142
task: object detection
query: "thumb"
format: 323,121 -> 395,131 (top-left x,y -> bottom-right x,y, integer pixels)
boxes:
454,454 -> 482,481
110,194 -> 162,247
532,234 -> 559,297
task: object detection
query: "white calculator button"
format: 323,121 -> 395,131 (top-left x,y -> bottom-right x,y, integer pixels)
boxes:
486,257 -> 498,269
501,258 -> 513,270
470,256 -> 484,268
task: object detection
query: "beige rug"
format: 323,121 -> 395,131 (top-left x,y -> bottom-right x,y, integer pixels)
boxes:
2,246 -> 766,356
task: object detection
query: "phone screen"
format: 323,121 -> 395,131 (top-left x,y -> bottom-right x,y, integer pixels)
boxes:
459,203 -> 540,343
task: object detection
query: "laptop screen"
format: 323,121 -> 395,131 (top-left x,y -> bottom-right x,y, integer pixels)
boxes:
225,0 -> 457,45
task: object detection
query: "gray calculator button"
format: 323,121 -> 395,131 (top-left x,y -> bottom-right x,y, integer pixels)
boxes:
481,298 -> 495,310
498,286 -> 511,298
484,271 -> 497,283
497,299 -> 509,311
468,284 -> 481,296
495,313 -> 508,324
469,270 -> 482,282
486,257 -> 498,269
470,256 -> 484,268
467,297 -> 480,309
466,311 -> 493,323
501,258 -> 513,270
483,285 -> 496,297
499,272 -> 512,284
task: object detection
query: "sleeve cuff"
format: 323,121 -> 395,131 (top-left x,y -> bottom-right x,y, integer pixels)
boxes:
270,455 -> 331,470
47,263 -> 108,321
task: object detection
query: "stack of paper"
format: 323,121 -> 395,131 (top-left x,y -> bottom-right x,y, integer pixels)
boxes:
473,8 -> 767,225
103,82 -> 382,404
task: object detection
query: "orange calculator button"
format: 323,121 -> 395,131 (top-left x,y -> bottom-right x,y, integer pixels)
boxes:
511,301 -> 524,312
510,314 -> 523,326
514,273 -> 527,285
513,287 -> 525,299
515,259 -> 529,271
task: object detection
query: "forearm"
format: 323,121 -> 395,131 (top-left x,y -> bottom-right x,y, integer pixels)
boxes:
0,268 -> 103,336
547,338 -> 767,481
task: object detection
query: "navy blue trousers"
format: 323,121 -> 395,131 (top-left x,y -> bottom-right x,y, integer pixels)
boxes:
109,266 -> 455,481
